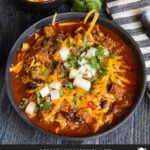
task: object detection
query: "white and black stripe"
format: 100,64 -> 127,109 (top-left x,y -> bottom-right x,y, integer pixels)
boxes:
106,0 -> 150,87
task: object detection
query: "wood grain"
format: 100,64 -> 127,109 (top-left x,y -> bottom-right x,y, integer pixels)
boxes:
0,0 -> 150,144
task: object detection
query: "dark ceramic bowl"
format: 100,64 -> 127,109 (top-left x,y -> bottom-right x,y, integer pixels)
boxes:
13,0 -> 67,12
6,12 -> 146,141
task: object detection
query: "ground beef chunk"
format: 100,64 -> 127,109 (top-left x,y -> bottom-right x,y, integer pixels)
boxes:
103,37 -> 116,50
43,26 -> 56,38
76,109 -> 92,123
56,113 -> 65,120
36,49 -> 51,65
25,49 -> 51,68
33,36 -> 45,50
110,84 -> 125,101
24,49 -> 52,81
60,101 -> 70,113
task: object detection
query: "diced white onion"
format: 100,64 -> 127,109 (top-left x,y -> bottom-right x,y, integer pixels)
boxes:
64,62 -> 70,68
78,64 -> 96,79
78,58 -> 87,66
50,90 -> 60,100
80,52 -> 86,57
91,68 -> 96,76
25,102 -> 36,115
69,68 -> 79,79
78,65 -> 87,75
59,47 -> 70,61
86,47 -> 97,58
73,76 -> 91,91
49,82 -> 61,90
39,84 -> 51,98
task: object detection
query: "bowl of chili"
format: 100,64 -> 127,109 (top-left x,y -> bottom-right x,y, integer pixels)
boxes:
6,12 -> 146,140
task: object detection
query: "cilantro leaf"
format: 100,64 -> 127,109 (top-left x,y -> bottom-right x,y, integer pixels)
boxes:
98,67 -> 108,76
65,82 -> 73,89
66,54 -> 78,68
73,93 -> 80,111
59,88 -> 64,96
80,39 -> 88,52
19,98 -> 29,109
36,90 -> 43,109
42,101 -> 51,111
109,51 -> 116,58
88,56 -> 100,69
96,47 -> 104,61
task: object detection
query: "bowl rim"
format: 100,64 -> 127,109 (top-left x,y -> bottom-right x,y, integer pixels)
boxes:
5,12 -> 146,141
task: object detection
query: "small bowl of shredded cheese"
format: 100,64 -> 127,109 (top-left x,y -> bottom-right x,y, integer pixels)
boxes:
13,0 -> 66,11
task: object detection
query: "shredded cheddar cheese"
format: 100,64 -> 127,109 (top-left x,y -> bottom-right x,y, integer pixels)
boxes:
10,61 -> 24,74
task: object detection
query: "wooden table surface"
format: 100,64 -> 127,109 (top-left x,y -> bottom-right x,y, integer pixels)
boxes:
0,0 -> 150,144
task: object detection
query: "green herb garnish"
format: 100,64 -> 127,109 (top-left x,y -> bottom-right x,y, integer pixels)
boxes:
65,82 -> 73,89
89,75 -> 98,82
59,88 -> 64,96
41,68 -> 49,77
86,0 -> 102,11
42,101 -> 51,111
96,47 -> 104,62
80,39 -> 88,52
56,38 -> 61,45
19,98 -> 29,109
109,51 -> 116,58
88,56 -> 100,69
73,93 -> 80,101
36,90 -> 43,109
72,93 -> 80,111
66,54 -> 78,68
72,0 -> 87,12
72,0 -> 102,12
85,47 -> 108,76
98,67 -> 108,76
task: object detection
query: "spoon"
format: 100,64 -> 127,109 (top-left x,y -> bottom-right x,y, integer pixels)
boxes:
141,11 -> 150,36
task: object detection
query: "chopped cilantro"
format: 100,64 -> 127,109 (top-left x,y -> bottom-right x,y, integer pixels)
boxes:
89,76 -> 98,82
80,39 -> 88,52
88,57 -> 100,69
66,54 -> 78,68
65,82 -> 73,89
59,88 -> 64,96
109,51 -> 116,58
60,70 -> 66,77
36,90 -> 51,111
19,98 -> 29,109
73,93 -> 80,102
56,38 -> 61,45
36,90 -> 43,109
96,47 -> 104,61
42,101 -> 51,111
41,68 -> 49,77
98,67 -> 108,76
73,93 -> 80,111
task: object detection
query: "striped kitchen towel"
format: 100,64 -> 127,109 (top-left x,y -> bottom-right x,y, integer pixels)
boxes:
106,0 -> 150,96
